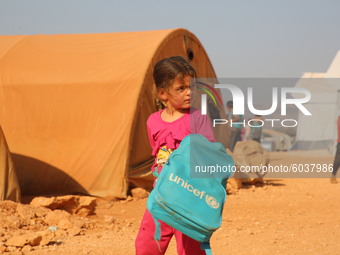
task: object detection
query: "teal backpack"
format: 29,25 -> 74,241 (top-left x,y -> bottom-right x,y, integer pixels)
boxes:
147,134 -> 235,255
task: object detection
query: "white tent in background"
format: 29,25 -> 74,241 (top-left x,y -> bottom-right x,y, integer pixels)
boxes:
292,50 -> 340,153
326,51 -> 340,79
325,51 -> 340,99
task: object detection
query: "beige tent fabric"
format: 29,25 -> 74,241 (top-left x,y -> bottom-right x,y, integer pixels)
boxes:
0,125 -> 21,202
0,29 -> 227,198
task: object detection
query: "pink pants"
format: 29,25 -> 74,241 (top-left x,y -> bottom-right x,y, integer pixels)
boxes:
135,209 -> 206,255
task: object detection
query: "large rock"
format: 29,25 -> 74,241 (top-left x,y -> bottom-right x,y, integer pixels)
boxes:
0,200 -> 18,213
76,196 -> 97,216
68,226 -> 83,236
226,178 -> 243,194
39,230 -> 55,246
5,230 -> 54,248
6,232 -> 42,247
16,204 -> 36,221
58,218 -> 73,230
131,188 -> 149,199
231,141 -> 269,184
30,195 -> 96,216
1,215 -> 22,229
44,210 -> 70,226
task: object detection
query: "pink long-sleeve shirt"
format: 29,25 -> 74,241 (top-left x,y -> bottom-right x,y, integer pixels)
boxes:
147,109 -> 215,176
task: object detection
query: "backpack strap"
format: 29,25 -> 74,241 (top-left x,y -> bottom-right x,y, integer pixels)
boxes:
153,216 -> 161,241
152,216 -> 162,252
200,242 -> 212,255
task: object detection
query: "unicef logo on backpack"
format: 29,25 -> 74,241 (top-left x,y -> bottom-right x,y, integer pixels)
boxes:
205,195 -> 220,209
169,173 -> 221,209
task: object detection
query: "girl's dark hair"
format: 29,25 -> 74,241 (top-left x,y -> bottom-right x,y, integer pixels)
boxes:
153,56 -> 196,90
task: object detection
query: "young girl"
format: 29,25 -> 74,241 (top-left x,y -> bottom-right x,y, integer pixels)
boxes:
135,56 -> 215,255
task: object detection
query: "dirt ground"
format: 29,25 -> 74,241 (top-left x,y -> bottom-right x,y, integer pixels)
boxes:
1,152 -> 340,255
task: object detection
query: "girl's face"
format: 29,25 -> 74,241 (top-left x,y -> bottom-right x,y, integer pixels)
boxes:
159,75 -> 193,111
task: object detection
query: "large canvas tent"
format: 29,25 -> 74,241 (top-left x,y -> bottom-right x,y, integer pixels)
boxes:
292,51 -> 340,152
0,125 -> 21,202
0,29 -> 226,198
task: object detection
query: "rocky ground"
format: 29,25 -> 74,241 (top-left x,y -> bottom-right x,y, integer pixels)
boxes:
1,152 -> 340,255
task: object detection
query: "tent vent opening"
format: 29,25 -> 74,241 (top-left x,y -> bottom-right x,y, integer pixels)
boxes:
187,48 -> 194,61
